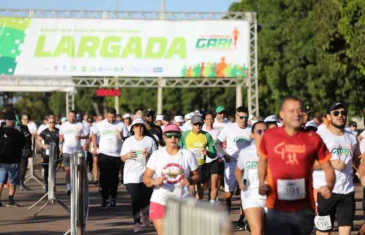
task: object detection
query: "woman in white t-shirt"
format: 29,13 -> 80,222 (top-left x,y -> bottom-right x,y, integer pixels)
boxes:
120,118 -> 157,233
235,121 -> 268,235
143,124 -> 200,235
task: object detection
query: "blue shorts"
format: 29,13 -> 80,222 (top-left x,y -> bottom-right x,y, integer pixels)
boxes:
0,163 -> 20,185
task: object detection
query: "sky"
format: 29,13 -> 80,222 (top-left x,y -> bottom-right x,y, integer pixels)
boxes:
1,0 -> 236,12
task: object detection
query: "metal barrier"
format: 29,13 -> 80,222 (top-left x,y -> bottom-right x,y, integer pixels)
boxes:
164,198 -> 232,235
28,143 -> 69,216
65,150 -> 89,235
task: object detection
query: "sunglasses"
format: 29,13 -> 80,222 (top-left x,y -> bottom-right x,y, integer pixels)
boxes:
193,123 -> 203,126
332,110 -> 347,117
238,116 -> 249,120
256,129 -> 267,135
49,122 -> 55,124
165,133 -> 181,139
217,112 -> 226,115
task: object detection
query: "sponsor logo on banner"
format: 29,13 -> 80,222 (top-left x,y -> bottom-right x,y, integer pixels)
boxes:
153,67 -> 163,73
195,27 -> 240,50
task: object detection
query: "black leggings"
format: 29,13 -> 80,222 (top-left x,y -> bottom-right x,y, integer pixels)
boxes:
20,157 -> 29,181
42,155 -> 49,185
98,154 -> 121,200
125,183 -> 153,224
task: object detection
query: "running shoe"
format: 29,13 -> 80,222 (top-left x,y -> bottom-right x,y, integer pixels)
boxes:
236,219 -> 246,230
100,200 -> 110,210
141,214 -> 150,228
6,201 -> 20,208
134,223 -> 142,233
110,199 -> 116,208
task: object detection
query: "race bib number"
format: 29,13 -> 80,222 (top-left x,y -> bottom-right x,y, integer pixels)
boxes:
191,148 -> 205,165
247,169 -> 259,187
277,178 -> 305,200
314,215 -> 332,231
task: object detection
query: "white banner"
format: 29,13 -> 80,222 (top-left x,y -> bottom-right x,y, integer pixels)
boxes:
0,17 -> 250,78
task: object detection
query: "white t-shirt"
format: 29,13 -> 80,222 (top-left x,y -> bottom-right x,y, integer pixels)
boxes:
147,148 -> 199,206
213,118 -> 230,131
27,121 -> 38,135
360,131 -> 365,154
80,123 -> 90,148
59,122 -> 84,154
92,120 -> 128,157
313,127 -> 357,194
202,127 -> 220,163
237,142 -> 266,200
217,123 -> 251,159
121,136 -> 157,184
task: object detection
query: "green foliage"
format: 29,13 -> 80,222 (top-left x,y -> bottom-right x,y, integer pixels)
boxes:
230,0 -> 365,116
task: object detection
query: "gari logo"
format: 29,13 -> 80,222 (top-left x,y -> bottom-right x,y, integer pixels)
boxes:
195,27 -> 240,50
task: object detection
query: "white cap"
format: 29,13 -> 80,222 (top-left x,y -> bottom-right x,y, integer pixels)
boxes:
131,118 -> 145,127
174,116 -> 184,123
264,115 -> 279,123
61,117 -> 67,123
184,113 -> 192,120
156,114 -> 164,121
305,120 -> 318,129
123,113 -> 131,119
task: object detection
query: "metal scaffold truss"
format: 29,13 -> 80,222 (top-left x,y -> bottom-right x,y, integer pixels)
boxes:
0,9 -> 258,116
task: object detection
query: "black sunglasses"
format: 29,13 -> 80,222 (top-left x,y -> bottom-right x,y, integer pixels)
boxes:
256,129 -> 267,135
238,116 -> 249,120
193,123 -> 203,126
217,112 -> 226,115
332,110 -> 347,117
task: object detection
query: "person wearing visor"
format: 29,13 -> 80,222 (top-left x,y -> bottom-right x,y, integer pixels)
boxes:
143,124 -> 200,235
179,115 -> 216,200
121,118 -> 157,232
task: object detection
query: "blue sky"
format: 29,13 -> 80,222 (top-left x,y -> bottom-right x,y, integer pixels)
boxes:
2,0 -> 236,12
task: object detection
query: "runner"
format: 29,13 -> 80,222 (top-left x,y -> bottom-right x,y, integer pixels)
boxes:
143,109 -> 164,146
202,112 -> 223,204
215,106 -> 252,213
213,106 -> 230,131
123,113 -> 132,132
92,108 -> 128,209
179,114 -> 216,200
36,116 -> 59,193
258,96 -> 335,235
264,114 -> 279,129
59,110 -> 84,196
174,115 -> 185,131
235,121 -> 268,235
313,102 -> 363,235
89,115 -> 103,185
143,124 -> 200,235
19,116 -> 33,191
120,118 -> 157,232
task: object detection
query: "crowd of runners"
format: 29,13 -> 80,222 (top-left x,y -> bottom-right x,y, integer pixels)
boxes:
1,96 -> 365,235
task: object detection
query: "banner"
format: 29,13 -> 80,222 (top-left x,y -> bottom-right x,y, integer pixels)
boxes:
0,17 -> 250,78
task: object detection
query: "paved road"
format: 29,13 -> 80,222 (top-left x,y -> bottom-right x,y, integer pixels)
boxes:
0,167 -> 363,234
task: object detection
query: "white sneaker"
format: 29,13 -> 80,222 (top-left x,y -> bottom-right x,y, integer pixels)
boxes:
134,223 -> 142,232
141,214 -> 150,228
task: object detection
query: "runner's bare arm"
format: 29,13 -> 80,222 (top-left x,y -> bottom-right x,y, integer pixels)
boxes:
190,169 -> 200,185
36,135 -> 46,149
320,161 -> 335,191
313,160 -> 321,170
234,166 -> 245,191
352,142 -> 363,169
357,162 -> 365,186
143,167 -> 163,187
91,133 -> 98,154
258,156 -> 268,195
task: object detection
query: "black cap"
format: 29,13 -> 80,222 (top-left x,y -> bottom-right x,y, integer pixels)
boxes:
303,104 -> 313,114
87,117 -> 93,123
326,102 -> 347,114
144,109 -> 155,116
5,112 -> 15,121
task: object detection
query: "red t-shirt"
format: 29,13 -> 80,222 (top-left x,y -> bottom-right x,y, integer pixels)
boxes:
258,127 -> 331,212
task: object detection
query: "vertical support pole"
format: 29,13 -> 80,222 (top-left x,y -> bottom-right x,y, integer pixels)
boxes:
77,152 -> 86,235
236,85 -> 242,108
114,77 -> 119,114
48,143 -> 56,201
157,0 -> 166,114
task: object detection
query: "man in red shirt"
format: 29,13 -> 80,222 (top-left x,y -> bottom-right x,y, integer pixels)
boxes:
258,96 -> 335,235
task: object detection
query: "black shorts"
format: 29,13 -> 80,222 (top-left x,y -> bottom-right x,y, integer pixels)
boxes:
316,192 -> 355,232
198,164 -> 210,183
207,159 -> 224,175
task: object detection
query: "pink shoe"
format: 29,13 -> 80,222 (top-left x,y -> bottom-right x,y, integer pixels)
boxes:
134,223 -> 142,233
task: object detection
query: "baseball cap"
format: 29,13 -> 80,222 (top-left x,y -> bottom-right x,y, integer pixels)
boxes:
131,118 -> 145,127
215,106 -> 226,113
144,109 -> 155,116
123,113 -> 131,119
86,117 -> 93,123
163,124 -> 181,134
305,120 -> 318,130
303,104 -> 313,114
326,102 -> 347,114
174,116 -> 184,123
184,113 -> 192,120
191,115 -> 203,124
264,115 -> 279,123
156,114 -> 164,121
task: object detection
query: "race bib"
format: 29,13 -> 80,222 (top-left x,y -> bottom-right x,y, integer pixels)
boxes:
158,185 -> 183,201
45,149 -> 50,155
277,178 -> 305,200
247,169 -> 259,187
191,148 -> 205,165
314,215 -> 332,231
